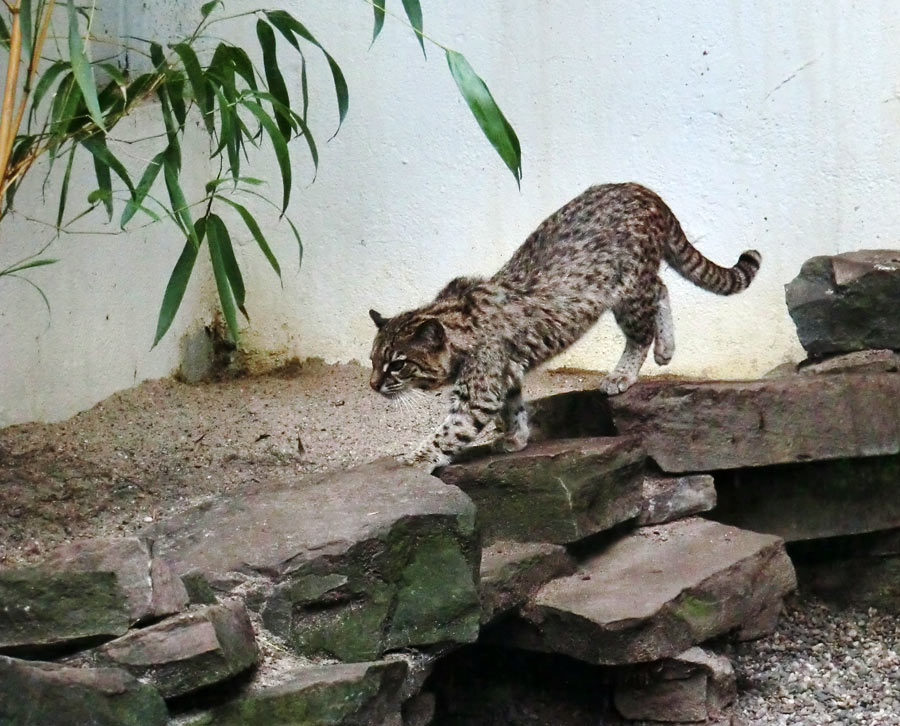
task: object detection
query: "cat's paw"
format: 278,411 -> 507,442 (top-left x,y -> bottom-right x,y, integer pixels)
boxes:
491,432 -> 529,454
400,448 -> 449,473
653,340 -> 674,366
599,373 -> 637,396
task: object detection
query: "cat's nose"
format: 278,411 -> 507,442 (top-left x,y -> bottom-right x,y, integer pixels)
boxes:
369,373 -> 381,391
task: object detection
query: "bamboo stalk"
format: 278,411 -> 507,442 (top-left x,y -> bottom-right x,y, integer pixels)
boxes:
9,1 -> 56,153
0,2 -> 24,202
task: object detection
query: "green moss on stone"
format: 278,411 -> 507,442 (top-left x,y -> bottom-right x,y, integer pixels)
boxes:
385,533 -> 480,649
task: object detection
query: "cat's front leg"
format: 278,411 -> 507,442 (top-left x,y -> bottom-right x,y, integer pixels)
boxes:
491,386 -> 530,453
402,391 -> 498,473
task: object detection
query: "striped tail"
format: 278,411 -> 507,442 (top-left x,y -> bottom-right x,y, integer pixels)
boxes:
663,218 -> 761,295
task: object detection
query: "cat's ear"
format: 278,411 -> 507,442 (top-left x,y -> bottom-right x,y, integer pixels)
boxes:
414,318 -> 446,350
369,309 -> 388,329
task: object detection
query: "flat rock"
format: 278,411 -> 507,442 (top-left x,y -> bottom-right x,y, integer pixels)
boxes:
639,474 -> 716,526
45,537 -> 188,622
439,437 -> 645,544
785,250 -> 900,355
713,455 -> 900,541
184,660 -> 407,726
0,569 -> 130,654
0,654 -> 168,726
479,541 -> 575,624
615,646 -> 736,723
799,349 -> 900,375
511,518 -> 796,665
77,599 -> 258,699
606,373 -> 900,472
152,458 -> 480,661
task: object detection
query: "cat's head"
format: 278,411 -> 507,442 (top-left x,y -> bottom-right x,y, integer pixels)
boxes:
368,309 -> 452,395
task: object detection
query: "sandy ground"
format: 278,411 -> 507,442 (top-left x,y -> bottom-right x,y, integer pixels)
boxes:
3,361 -> 899,725
0,360 -> 600,566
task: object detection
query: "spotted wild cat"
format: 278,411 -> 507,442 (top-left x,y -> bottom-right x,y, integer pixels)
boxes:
368,183 -> 760,472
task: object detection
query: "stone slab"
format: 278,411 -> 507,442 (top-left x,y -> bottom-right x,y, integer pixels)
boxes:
78,599 -> 258,698
615,646 -> 736,723
479,541 -> 575,624
0,654 -> 168,726
712,455 -> 900,541
439,437 -> 645,544
639,474 -> 717,526
0,569 -> 130,654
512,518 -> 796,664
184,660 -> 407,726
785,250 -> 900,356
45,537 -> 188,623
151,458 -> 480,661
606,374 -> 900,472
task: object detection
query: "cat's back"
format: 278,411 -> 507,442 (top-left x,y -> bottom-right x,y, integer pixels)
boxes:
494,182 -> 670,285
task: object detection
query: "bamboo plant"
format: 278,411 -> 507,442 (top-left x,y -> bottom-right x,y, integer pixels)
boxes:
0,0 -> 521,345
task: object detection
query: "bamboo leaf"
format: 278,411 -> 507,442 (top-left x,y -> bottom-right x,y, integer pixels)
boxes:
239,98 -> 292,214
121,151 -> 164,227
225,46 -> 258,92
286,216 -> 303,268
163,146 -> 199,247
206,214 -> 240,341
2,258 -> 58,275
20,0 -> 33,62
212,85 -> 240,179
98,62 -> 128,89
29,61 -> 69,126
215,195 -> 281,280
371,1 -> 386,45
400,0 -> 425,57
172,42 -> 214,134
153,237 -> 200,347
168,73 -> 187,129
248,89 -> 317,172
256,19 -> 293,140
210,213 -> 247,317
49,73 -> 80,143
81,133 -> 135,197
206,176 -> 264,192
3,136 -> 35,211
87,187 -> 112,204
264,11 -> 348,133
445,49 -> 522,186
200,0 -> 223,18
89,148 -> 113,220
0,13 -> 9,50
299,51 -> 308,122
66,0 -> 105,131
56,144 -> 77,228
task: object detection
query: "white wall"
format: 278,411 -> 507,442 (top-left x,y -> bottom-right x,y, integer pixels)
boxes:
3,0 -> 900,425
0,107 -> 216,426
235,0 -> 900,378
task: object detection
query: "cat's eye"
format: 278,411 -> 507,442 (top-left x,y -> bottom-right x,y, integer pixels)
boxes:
387,359 -> 407,373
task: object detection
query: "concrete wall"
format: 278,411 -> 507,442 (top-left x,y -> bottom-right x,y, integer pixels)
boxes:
3,0 -> 900,425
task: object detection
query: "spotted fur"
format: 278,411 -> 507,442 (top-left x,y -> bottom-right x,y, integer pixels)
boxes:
369,183 -> 761,471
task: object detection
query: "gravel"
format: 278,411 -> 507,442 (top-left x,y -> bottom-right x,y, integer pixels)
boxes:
731,597 -> 900,725
2,360 -> 898,724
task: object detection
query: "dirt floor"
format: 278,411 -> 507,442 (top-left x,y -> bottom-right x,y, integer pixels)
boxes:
0,360 -> 601,566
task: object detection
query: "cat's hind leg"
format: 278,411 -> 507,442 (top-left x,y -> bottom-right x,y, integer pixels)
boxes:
600,286 -> 656,395
599,338 -> 651,395
653,281 -> 675,365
